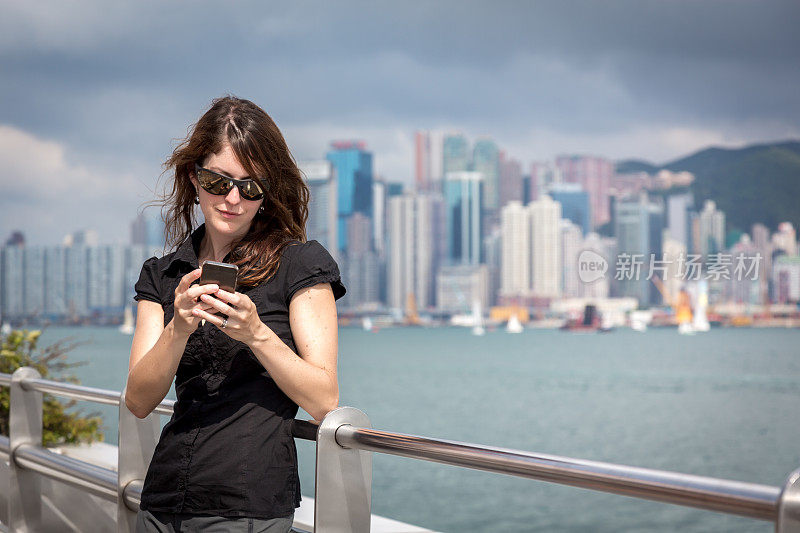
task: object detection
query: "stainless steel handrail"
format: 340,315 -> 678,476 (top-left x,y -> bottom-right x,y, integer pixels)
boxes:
0,371 -> 796,530
336,425 -> 780,521
0,372 -> 176,414
12,443 -> 118,502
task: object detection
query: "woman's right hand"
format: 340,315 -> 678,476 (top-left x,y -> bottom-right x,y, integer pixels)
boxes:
172,268 -> 219,338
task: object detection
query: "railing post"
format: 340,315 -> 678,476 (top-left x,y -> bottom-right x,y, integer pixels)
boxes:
315,407 -> 372,533
116,387 -> 161,532
777,468 -> 800,533
9,367 -> 42,532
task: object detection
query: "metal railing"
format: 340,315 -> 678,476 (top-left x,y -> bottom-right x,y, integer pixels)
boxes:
0,369 -> 798,532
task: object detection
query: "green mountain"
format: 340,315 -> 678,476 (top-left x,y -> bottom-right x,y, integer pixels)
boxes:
617,141 -> 800,233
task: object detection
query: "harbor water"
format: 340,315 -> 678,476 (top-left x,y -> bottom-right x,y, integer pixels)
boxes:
37,326 -> 800,532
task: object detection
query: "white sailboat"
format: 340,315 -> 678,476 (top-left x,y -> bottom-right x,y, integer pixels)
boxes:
692,281 -> 711,333
471,300 -> 485,336
506,314 -> 523,334
362,316 -> 373,331
119,305 -> 134,335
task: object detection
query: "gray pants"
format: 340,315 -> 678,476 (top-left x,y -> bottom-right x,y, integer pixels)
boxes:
135,509 -> 294,533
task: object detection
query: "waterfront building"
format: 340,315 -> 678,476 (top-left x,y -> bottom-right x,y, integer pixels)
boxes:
773,255 -> 800,303
340,213 -> 380,310
561,220 -> 583,298
44,246 -> 67,317
529,195 -> 562,298
499,201 -> 530,298
23,247 -> 46,317
372,179 -> 386,257
300,160 -> 338,257
581,232 -> 612,298
1,245 -> 24,319
555,155 -> 613,228
484,227 -> 502,307
326,141 -> 373,255
444,171 -> 483,265
65,245 -> 89,319
697,200 -> 725,257
666,191 -> 694,248
88,246 -> 111,312
548,183 -> 591,235
728,234 -> 761,304
386,193 -> 443,312
614,193 -> 665,306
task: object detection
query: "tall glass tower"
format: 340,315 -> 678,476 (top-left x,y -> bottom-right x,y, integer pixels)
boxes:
326,141 -> 373,254
444,171 -> 483,265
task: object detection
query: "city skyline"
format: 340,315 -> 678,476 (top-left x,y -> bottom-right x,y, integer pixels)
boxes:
2,1 -> 799,244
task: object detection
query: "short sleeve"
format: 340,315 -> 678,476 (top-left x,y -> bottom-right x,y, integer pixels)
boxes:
133,256 -> 162,304
285,241 -> 346,304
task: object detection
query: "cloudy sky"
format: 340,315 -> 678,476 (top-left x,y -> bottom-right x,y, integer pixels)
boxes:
2,0 -> 799,244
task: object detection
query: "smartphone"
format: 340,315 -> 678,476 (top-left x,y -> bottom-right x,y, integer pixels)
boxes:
199,261 -> 239,293
199,261 -> 239,320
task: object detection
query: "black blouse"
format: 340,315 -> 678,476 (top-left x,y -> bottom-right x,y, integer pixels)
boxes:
132,224 -> 345,519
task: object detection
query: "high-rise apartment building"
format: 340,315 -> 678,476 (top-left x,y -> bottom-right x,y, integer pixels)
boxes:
529,195 -> 562,298
387,193 -> 443,312
498,151 -> 523,209
499,201 -> 530,297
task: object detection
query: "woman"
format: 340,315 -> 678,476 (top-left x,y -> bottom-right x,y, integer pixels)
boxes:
126,95 -> 345,532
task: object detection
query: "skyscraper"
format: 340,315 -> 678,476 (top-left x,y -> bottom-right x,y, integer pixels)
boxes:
548,183 -> 591,235
1,245 -> 24,320
614,193 -> 665,306
414,130 -> 445,193
326,141 -> 373,255
387,193 -> 442,311
555,155 -> 613,228
300,160 -> 338,256
666,191 -> 694,248
23,247 -> 46,317
500,201 -> 530,298
698,200 -> 725,257
560,220 -> 583,298
529,195 -> 562,298
498,151 -> 523,209
473,138 -> 500,213
442,134 -> 470,176
444,171 -> 483,265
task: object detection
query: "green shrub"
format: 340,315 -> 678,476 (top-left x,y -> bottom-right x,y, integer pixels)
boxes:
0,329 -> 104,446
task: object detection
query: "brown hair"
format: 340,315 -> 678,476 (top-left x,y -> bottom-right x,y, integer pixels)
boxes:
160,95 -> 308,286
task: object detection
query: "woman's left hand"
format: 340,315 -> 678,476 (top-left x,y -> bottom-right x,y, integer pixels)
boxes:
193,289 -> 268,345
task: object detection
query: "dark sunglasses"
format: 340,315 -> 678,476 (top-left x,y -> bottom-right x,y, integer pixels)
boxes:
194,163 -> 267,201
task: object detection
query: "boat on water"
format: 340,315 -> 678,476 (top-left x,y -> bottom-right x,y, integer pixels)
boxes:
629,310 -> 652,332
506,313 -> 523,333
560,304 -> 611,333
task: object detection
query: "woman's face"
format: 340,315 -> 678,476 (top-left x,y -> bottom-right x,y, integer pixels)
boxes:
190,143 -> 263,239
